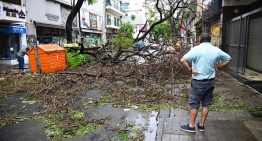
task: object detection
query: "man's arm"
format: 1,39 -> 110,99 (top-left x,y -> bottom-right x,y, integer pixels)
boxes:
180,58 -> 200,74
216,50 -> 232,69
215,59 -> 232,69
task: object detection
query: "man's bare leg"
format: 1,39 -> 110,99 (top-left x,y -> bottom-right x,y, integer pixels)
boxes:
189,108 -> 198,127
199,107 -> 209,126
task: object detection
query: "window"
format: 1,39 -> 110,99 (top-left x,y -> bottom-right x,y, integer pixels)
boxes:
89,13 -> 97,29
112,0 -> 120,10
121,3 -> 129,10
116,18 -> 120,26
107,15 -> 111,25
114,17 -> 117,26
106,0 -> 111,5
2,0 -> 22,5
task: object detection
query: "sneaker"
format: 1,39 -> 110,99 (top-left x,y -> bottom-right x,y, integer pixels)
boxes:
197,123 -> 205,131
180,124 -> 195,133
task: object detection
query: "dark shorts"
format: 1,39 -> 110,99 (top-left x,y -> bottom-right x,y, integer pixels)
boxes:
189,79 -> 215,109
17,56 -> 24,71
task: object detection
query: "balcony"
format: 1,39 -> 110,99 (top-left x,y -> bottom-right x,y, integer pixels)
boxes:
0,1 -> 26,22
106,15 -> 120,29
106,0 -> 124,17
106,24 -> 120,29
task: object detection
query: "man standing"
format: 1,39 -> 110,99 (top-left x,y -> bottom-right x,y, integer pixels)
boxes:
17,45 -> 29,73
180,33 -> 231,132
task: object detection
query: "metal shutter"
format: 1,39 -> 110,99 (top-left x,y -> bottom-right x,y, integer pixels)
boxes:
247,14 -> 262,72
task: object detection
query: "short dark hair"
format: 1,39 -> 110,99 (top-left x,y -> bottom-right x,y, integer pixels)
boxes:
200,33 -> 211,43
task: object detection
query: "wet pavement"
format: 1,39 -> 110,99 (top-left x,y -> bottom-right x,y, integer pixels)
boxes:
0,76 -> 262,141
0,120 -> 49,141
0,93 -> 43,118
156,108 -> 261,141
0,105 -> 261,141
79,104 -> 158,141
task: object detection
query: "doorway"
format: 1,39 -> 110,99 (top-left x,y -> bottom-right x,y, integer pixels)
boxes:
10,34 -> 20,59
0,33 -> 10,59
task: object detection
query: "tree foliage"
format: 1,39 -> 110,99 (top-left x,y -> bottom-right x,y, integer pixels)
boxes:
150,21 -> 172,41
131,14 -> 136,21
112,23 -> 135,49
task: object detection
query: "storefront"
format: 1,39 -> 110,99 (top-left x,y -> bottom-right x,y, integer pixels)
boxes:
36,26 -> 65,45
36,25 -> 79,46
0,1 -> 27,65
0,24 -> 26,60
81,31 -> 102,47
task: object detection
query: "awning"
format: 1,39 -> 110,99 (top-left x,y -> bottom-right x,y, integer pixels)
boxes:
35,22 -> 79,31
0,25 -> 26,34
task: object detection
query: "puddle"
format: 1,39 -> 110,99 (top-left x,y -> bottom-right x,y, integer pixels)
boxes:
0,120 -> 49,141
82,89 -> 106,99
83,104 -> 159,140
125,110 -> 158,141
84,104 -> 126,129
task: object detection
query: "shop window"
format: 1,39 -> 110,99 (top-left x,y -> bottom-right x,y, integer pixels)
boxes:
2,0 -> 22,5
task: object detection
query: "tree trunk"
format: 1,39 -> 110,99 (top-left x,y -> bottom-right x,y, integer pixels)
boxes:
66,0 -> 85,43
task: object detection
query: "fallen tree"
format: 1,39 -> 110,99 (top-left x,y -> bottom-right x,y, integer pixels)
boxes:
65,0 -> 206,63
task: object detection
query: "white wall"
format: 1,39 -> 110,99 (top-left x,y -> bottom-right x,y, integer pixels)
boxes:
26,0 -> 62,26
0,1 -> 26,22
122,0 -> 147,25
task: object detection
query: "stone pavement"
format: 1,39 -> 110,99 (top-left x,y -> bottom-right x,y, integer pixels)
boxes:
0,107 -> 261,141
156,108 -> 262,141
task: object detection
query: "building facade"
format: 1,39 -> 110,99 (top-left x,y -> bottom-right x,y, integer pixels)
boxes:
80,0 -> 106,47
222,0 -> 262,75
220,0 -> 262,92
106,0 -> 124,42
26,0 -> 79,47
0,0 -> 27,65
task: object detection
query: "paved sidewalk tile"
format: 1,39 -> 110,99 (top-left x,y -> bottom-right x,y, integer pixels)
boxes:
162,134 -> 171,141
156,108 -> 260,141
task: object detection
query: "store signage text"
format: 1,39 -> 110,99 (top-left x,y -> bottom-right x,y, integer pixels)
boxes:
3,7 -> 18,17
46,13 -> 59,22
3,7 -> 26,19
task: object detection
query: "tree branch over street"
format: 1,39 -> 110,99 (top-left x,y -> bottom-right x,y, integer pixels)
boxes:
134,0 -> 185,42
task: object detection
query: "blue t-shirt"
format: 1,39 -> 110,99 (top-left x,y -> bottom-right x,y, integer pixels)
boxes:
183,42 -> 231,80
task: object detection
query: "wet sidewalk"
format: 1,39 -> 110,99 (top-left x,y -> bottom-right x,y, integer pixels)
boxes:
156,108 -> 262,141
0,64 -> 30,73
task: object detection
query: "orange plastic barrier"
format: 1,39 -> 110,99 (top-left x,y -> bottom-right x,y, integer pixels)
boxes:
28,44 -> 67,73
